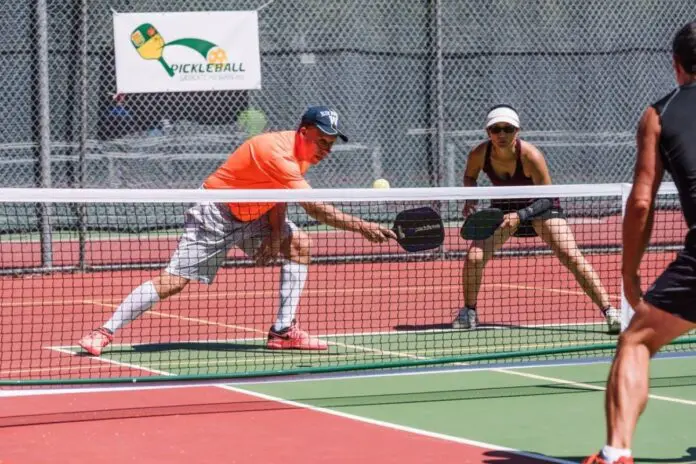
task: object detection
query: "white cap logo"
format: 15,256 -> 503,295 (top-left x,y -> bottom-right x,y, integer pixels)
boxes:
328,110 -> 338,129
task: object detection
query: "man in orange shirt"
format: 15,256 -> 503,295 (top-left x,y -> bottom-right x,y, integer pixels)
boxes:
78,106 -> 395,354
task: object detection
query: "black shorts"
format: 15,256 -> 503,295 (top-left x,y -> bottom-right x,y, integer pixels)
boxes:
490,200 -> 566,238
643,249 -> 696,323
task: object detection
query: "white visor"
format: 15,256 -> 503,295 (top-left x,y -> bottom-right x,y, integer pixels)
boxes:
485,107 -> 520,129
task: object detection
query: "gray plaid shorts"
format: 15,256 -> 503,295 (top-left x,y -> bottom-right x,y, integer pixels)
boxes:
165,202 -> 296,284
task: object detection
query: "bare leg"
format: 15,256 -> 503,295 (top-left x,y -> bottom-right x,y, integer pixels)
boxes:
605,301 -> 695,449
534,217 -> 611,309
152,272 -> 190,298
463,226 -> 515,307
586,301 -> 694,462
280,229 -> 311,265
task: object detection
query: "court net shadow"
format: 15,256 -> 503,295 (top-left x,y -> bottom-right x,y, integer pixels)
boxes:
0,382 -> 601,429
72,342 -> 269,356
131,342 -> 267,353
75,341 -> 347,357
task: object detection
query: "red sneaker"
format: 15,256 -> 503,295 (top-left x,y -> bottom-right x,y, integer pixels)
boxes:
267,323 -> 328,350
582,453 -> 634,464
78,328 -> 114,356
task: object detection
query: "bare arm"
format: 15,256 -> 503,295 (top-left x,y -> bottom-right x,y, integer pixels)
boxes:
300,202 -> 396,243
462,145 -> 485,215
254,203 -> 287,265
622,107 -> 663,282
268,202 -> 287,234
521,143 -> 553,186
463,145 -> 485,187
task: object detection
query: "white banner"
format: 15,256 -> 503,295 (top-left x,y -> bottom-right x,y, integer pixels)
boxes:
113,11 -> 261,93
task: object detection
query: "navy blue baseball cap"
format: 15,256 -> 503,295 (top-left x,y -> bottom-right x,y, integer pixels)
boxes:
300,106 -> 348,142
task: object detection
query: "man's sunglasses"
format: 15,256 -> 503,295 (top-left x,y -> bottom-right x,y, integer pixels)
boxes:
488,125 -> 517,134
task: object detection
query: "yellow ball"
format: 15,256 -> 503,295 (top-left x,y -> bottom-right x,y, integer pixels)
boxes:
237,108 -> 267,136
372,178 -> 390,189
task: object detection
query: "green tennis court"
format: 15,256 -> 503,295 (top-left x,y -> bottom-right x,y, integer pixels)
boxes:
47,322 -> 621,377
239,355 -> 696,462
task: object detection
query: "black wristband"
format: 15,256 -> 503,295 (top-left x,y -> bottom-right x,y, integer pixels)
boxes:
517,198 -> 553,222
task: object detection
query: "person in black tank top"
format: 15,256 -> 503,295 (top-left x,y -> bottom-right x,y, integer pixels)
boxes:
483,138 -> 562,235
583,22 -> 696,464
453,105 -> 619,335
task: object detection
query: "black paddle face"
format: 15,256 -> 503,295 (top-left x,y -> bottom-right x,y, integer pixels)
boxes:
460,208 -> 505,240
392,207 -> 444,252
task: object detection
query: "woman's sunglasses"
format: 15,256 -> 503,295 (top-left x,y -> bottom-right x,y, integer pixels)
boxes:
488,125 -> 517,134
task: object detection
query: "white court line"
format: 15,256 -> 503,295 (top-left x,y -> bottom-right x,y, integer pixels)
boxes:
42,319 -> 607,354
6,352 -> 696,394
85,296 -> 612,337
8,297 -> 693,461
40,315 -> 611,380
43,328 -> 696,412
144,310 -> 428,359
37,339 -> 610,374
48,346 -> 174,378
493,368 -> 696,406
216,383 -> 578,464
21,346 -> 575,464
95,310 -> 695,410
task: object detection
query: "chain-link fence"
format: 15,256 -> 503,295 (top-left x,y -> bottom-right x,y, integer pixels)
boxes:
1,1 -> 694,190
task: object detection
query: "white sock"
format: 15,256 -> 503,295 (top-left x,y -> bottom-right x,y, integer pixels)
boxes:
601,445 -> 631,463
103,281 -> 161,333
273,262 -> 308,332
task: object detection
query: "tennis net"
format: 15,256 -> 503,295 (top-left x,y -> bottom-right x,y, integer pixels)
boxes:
0,183 -> 692,386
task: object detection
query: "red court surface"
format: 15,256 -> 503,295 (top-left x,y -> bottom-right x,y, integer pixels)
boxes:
0,386 -> 553,464
0,248 -> 671,382
0,211 -> 681,463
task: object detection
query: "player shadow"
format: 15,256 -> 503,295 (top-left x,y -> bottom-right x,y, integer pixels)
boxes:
532,447 -> 696,463
481,450 -> 571,463
394,322 -> 461,331
75,341 -> 344,356
107,342 -> 269,353
483,447 -> 696,463
631,447 -> 696,463
393,323 -> 512,331
394,322 -> 609,335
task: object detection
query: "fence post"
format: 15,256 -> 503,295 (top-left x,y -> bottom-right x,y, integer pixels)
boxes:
427,0 -> 445,188
77,0 -> 89,270
434,0 -> 445,188
37,0 -> 53,268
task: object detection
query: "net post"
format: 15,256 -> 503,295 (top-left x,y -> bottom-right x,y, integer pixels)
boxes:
620,182 -> 633,331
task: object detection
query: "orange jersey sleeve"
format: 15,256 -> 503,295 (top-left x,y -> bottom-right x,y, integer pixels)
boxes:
203,131 -> 310,221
